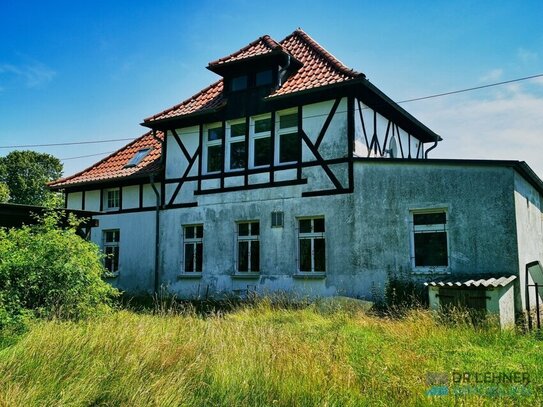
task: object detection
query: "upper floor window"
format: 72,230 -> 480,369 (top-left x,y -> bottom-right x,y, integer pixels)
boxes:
255,69 -> 273,86
250,115 -> 272,168
205,124 -> 223,173
226,121 -> 246,171
106,188 -> 120,210
298,217 -> 325,272
231,75 -> 248,92
411,210 -> 449,270
276,111 -> 300,164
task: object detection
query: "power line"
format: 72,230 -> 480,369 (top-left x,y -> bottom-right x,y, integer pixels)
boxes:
59,151 -> 115,161
1,72 -> 542,150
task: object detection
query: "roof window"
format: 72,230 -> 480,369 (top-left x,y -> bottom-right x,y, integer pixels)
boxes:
125,148 -> 151,168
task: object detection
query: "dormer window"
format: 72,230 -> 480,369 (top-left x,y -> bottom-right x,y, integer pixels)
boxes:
255,69 -> 273,86
125,148 -> 151,168
231,75 -> 248,92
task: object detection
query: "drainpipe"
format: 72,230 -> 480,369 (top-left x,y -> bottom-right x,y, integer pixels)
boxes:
150,175 -> 160,296
424,139 -> 438,159
278,54 -> 291,87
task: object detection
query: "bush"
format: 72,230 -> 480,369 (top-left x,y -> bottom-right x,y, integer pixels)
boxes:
0,212 -> 119,330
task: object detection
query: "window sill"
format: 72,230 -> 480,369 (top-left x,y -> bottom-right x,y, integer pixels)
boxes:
177,273 -> 203,279
411,268 -> 451,275
231,273 -> 261,279
104,271 -> 119,278
292,273 -> 326,280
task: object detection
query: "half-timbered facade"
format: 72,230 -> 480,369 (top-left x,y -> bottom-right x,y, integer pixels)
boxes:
51,30 -> 543,310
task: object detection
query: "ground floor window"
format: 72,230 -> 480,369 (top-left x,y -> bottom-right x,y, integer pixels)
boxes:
411,210 -> 448,269
183,225 -> 203,272
298,217 -> 325,272
237,221 -> 259,272
103,229 -> 120,274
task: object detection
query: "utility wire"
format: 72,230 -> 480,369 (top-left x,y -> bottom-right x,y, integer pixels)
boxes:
59,151 -> 115,161
2,72 -> 543,151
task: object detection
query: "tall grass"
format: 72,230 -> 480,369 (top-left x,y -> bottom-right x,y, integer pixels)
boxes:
0,301 -> 541,406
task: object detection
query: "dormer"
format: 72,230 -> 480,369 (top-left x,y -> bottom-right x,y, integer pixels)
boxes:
206,35 -> 302,97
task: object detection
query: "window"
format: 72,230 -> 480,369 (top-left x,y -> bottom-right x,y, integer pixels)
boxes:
205,125 -> 223,173
103,230 -> 120,275
106,189 -> 120,210
256,69 -> 273,86
298,218 -> 325,272
231,75 -> 248,91
183,225 -> 203,272
411,210 -> 448,269
237,222 -> 260,272
276,111 -> 299,164
226,121 -> 246,171
271,211 -> 284,228
125,148 -> 151,168
250,115 -> 272,168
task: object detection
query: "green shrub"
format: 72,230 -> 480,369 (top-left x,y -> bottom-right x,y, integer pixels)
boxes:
0,212 -> 119,330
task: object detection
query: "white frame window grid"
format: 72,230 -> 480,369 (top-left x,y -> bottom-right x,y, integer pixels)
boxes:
103,229 -> 120,275
249,114 -> 272,169
225,119 -> 246,172
203,122 -> 223,174
410,208 -> 450,273
106,188 -> 120,210
297,217 -> 326,273
182,224 -> 204,273
275,109 -> 298,166
235,221 -> 260,273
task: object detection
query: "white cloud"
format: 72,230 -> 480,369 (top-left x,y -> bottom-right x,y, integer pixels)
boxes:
479,68 -> 503,83
408,85 -> 543,179
517,48 -> 538,64
0,61 -> 56,88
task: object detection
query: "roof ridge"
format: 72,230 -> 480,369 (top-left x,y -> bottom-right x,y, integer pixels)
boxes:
48,131 -> 162,187
143,80 -> 223,123
283,28 -> 362,78
208,34 -> 281,66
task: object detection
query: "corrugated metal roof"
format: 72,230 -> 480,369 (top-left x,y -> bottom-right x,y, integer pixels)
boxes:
424,274 -> 517,288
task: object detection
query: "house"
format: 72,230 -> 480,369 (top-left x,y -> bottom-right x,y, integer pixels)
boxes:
50,29 -> 543,319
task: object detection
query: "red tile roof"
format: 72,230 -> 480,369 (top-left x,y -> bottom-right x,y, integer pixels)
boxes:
49,131 -> 163,188
208,35 -> 282,66
144,29 -> 362,123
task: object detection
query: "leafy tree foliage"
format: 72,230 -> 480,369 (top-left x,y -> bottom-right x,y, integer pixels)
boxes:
0,150 -> 63,206
0,182 -> 9,203
0,213 -> 119,329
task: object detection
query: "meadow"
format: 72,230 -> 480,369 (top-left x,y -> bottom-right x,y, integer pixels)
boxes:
0,300 -> 541,406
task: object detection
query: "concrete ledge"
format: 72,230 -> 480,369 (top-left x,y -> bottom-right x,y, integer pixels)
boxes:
104,271 -> 119,279
177,273 -> 203,279
292,273 -> 326,280
231,273 -> 261,279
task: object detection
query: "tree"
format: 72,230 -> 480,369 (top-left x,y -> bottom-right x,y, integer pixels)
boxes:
0,150 -> 63,207
0,182 -> 9,203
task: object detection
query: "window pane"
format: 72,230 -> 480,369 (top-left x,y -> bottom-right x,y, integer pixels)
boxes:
256,70 -> 273,86
208,127 -> 223,141
231,122 -> 245,138
414,212 -> 446,226
314,238 -> 325,272
230,141 -> 246,170
251,241 -> 260,272
255,118 -> 271,133
414,232 -> 448,267
231,75 -> 247,91
314,218 -> 325,233
254,136 -> 271,166
250,222 -> 259,236
299,219 -> 311,233
185,244 -> 194,272
279,113 -> 297,129
105,247 -> 113,272
239,223 -> 249,236
105,230 -> 119,243
207,145 -> 222,172
238,241 -> 249,271
195,226 -> 203,239
195,243 -> 203,272
279,132 -> 299,163
299,239 -> 312,271
185,226 -> 194,239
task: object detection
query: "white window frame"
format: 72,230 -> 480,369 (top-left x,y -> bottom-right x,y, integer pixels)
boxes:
249,114 -> 272,169
105,188 -> 120,211
103,229 -> 120,277
410,208 -> 450,274
225,119 -> 246,172
203,122 -> 223,174
296,217 -> 326,273
235,221 -> 260,273
275,109 -> 298,166
182,224 -> 203,273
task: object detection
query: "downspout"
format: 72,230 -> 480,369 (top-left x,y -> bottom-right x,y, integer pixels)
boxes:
150,175 -> 160,296
424,139 -> 439,159
277,54 -> 291,88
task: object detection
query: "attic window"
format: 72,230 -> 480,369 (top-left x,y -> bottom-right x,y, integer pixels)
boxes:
231,75 -> 248,91
256,69 -> 273,86
125,148 -> 151,168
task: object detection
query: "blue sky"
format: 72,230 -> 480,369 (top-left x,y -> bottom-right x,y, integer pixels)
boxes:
1,0 -> 542,177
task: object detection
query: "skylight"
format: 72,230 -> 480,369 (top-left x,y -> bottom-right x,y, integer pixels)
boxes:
125,148 -> 151,168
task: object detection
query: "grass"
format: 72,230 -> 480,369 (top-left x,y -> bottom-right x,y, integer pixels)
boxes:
0,300 -> 541,406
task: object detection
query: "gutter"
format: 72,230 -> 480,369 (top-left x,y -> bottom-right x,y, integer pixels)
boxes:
150,174 -> 161,296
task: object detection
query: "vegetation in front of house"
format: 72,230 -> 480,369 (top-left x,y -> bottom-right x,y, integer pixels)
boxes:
0,300 -> 541,407
0,213 -> 119,331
